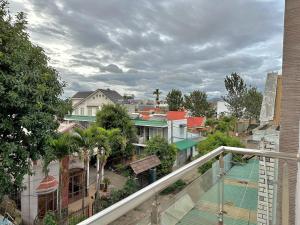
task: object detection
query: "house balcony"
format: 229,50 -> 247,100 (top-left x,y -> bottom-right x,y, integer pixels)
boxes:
78,146 -> 299,225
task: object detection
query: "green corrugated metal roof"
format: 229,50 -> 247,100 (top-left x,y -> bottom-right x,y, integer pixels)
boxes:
133,119 -> 168,127
175,139 -> 197,151
64,115 -> 96,122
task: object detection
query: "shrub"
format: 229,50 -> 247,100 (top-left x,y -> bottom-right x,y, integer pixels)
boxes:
160,179 -> 186,195
197,131 -> 245,174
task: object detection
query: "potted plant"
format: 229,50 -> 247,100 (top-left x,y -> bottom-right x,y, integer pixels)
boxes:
99,182 -> 105,191
103,178 -> 111,192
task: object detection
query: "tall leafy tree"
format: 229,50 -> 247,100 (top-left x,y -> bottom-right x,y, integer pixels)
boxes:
166,89 -> 183,111
222,73 -> 247,118
0,1 -> 67,198
96,104 -> 136,160
243,87 -> 263,121
145,136 -> 177,177
184,90 -> 210,116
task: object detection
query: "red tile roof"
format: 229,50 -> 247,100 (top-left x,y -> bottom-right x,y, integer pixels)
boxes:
166,111 -> 187,120
187,117 -> 206,128
130,155 -> 161,175
36,175 -> 58,193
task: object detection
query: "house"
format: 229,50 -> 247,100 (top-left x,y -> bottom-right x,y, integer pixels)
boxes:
133,111 -> 200,168
187,116 -> 207,136
20,123 -> 92,225
71,89 -> 124,117
216,101 -> 230,118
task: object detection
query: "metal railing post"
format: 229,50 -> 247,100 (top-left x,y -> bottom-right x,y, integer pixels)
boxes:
282,161 -> 289,225
218,154 -> 224,225
151,194 -> 160,225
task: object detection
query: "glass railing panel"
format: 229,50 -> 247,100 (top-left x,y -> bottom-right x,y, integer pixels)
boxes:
220,157 -> 259,225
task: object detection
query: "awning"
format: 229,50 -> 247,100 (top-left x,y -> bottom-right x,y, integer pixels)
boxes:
36,175 -> 58,194
130,155 -> 161,175
175,139 -> 198,151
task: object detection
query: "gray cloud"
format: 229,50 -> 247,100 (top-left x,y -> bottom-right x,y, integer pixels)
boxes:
100,64 -> 123,73
9,0 -> 284,99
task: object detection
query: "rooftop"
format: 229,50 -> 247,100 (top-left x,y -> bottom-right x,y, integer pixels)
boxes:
133,119 -> 168,127
130,155 -> 161,175
174,139 -> 198,151
166,111 -> 187,120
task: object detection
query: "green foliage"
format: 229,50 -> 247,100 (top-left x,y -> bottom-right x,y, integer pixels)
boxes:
166,89 -> 183,111
96,104 -> 136,159
184,90 -> 210,117
68,214 -> 86,225
160,179 -> 186,195
43,212 -> 57,225
206,116 -> 236,134
243,86 -> 263,120
94,179 -> 140,212
114,163 -> 131,177
56,98 -> 72,122
198,131 -> 244,154
0,1 -> 68,197
197,132 -> 244,174
145,136 -> 177,177
222,73 -> 247,118
48,134 -> 79,161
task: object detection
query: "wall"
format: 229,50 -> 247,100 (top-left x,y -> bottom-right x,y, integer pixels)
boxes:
72,90 -> 114,116
278,1 -> 300,223
256,137 -> 279,225
259,73 -> 278,125
167,119 -> 187,143
216,101 -> 230,118
21,158 -> 84,225
21,160 -> 59,225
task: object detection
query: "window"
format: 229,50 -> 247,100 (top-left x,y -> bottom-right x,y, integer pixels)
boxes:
69,168 -> 84,203
38,191 -> 57,218
80,108 -> 84,115
180,127 -> 185,136
88,107 -> 92,116
74,109 -> 79,115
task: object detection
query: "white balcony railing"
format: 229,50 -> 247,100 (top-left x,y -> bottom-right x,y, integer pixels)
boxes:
78,146 -> 299,225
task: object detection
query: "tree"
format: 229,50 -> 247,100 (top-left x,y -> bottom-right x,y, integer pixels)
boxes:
166,89 -> 183,111
72,127 -> 95,214
184,90 -> 210,116
145,136 -> 177,177
197,131 -> 244,174
222,73 -> 247,118
0,1 -> 67,198
96,104 -> 136,160
243,87 -> 263,121
153,89 -> 162,107
56,98 -> 73,122
48,134 -> 78,219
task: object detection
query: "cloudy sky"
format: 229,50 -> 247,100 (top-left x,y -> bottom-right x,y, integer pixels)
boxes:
9,0 -> 284,99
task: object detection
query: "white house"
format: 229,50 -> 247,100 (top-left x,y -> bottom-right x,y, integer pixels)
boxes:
71,89 -> 124,116
216,101 -> 230,118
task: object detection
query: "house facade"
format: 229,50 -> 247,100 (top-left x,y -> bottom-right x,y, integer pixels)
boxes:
20,123 -> 91,225
133,111 -> 201,168
71,89 -> 124,117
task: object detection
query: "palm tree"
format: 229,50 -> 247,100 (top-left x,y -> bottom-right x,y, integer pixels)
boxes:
72,127 -> 95,215
49,134 -> 78,221
153,89 -> 162,108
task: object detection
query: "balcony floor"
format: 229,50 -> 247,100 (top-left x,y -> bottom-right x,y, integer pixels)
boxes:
177,159 -> 259,225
